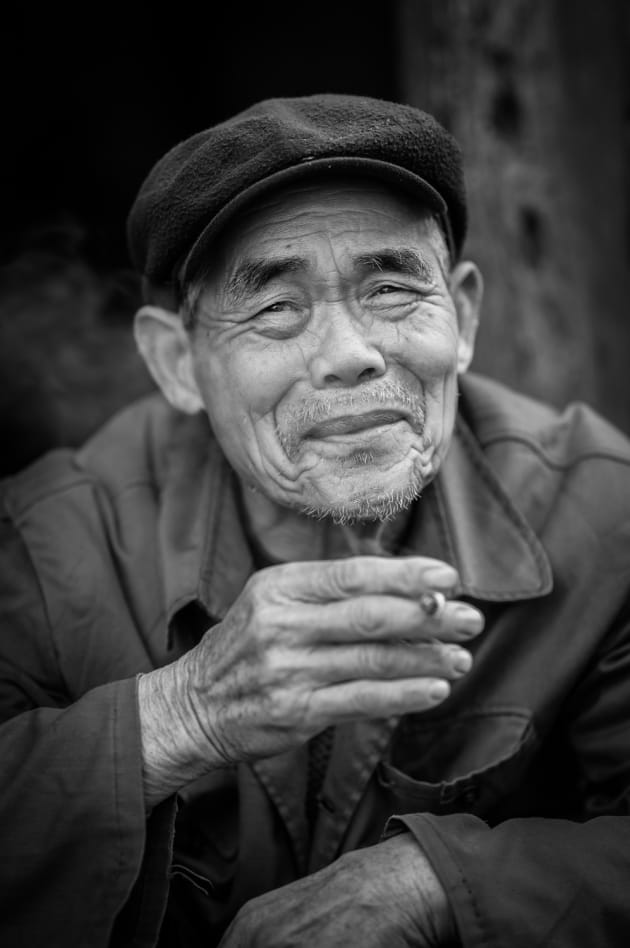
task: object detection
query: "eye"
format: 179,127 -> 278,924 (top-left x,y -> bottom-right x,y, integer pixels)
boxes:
259,300 -> 297,314
368,283 -> 419,303
250,299 -> 308,339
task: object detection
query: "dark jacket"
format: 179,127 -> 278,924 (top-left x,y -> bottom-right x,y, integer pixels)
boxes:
1,373 -> 629,947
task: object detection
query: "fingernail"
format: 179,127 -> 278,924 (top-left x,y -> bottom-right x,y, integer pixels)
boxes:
453,605 -> 484,635
452,649 -> 473,674
429,680 -> 450,702
423,565 -> 459,590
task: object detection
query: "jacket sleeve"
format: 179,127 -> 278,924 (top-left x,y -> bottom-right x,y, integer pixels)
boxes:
391,600 -> 630,948
0,516 -> 174,948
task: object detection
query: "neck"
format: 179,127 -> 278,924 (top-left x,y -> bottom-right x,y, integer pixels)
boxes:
238,484 -> 412,563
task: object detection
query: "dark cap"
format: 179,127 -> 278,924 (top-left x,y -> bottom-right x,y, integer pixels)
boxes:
127,93 -> 467,294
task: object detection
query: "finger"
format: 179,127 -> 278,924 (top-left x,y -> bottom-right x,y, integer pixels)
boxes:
266,556 -> 459,603
277,595 -> 484,644
312,677 -> 452,721
297,641 -> 473,684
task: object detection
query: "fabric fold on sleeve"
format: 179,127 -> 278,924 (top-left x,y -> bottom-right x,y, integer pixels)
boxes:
0,678 -> 177,948
388,811 -> 630,948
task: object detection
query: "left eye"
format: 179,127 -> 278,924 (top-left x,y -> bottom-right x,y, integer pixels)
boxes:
370,284 -> 415,300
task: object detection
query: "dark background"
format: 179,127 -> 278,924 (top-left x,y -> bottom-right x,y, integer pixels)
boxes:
2,4 -> 397,269
1,1 -> 628,475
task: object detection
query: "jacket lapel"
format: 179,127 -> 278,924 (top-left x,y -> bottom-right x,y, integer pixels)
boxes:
307,716 -> 400,873
406,418 -> 553,601
251,747 -> 311,873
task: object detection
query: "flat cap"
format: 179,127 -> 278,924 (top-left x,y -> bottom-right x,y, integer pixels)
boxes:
127,93 -> 467,293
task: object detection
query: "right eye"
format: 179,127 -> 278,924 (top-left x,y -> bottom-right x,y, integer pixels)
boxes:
250,301 -> 309,339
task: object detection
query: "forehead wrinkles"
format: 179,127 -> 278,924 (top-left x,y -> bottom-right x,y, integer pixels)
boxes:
224,177 -> 435,252
224,217 -> 437,289
234,200 -> 423,249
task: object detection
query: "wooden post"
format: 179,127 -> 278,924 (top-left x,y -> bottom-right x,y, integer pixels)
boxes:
396,0 -> 630,431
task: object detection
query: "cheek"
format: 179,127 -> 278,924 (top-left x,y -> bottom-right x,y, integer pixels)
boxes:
194,345 -> 297,438
399,318 -> 460,449
408,317 -> 460,378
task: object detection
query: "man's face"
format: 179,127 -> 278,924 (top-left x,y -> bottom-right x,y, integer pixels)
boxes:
185,178 -> 476,523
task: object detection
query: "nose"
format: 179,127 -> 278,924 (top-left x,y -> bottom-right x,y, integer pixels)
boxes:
309,308 -> 387,389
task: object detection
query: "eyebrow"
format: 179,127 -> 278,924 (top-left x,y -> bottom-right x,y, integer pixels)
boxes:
225,255 -> 308,303
352,247 -> 435,281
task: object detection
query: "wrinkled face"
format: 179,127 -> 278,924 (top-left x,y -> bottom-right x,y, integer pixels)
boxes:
186,179 -> 472,523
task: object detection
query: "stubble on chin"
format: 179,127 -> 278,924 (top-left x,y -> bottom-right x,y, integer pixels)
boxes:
298,443 -> 439,525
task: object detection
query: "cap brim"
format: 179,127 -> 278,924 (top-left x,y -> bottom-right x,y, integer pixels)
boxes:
179,155 -> 453,288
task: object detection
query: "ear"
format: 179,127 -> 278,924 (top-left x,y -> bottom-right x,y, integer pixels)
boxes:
133,305 -> 204,415
449,261 -> 484,374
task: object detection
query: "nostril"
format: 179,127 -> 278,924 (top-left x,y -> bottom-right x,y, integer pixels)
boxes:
323,372 -> 342,385
358,367 -> 379,382
323,365 -> 380,386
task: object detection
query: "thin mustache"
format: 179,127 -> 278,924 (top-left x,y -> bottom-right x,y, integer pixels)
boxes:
277,382 -> 425,459
282,383 -> 425,433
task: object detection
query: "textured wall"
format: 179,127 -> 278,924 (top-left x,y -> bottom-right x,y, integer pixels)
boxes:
397,0 -> 630,431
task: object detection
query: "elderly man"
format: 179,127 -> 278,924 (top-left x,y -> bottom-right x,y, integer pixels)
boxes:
1,95 -> 629,948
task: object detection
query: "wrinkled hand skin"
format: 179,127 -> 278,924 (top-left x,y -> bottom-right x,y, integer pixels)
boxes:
218,834 -> 457,948
138,556 -> 484,806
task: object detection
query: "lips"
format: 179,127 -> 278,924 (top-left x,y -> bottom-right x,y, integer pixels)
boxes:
305,409 -> 407,439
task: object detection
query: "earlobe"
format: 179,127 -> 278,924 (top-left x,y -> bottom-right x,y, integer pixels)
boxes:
134,305 -> 204,415
449,262 -> 483,374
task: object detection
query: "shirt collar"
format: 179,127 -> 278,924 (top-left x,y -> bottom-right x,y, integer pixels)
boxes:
158,408 -> 552,646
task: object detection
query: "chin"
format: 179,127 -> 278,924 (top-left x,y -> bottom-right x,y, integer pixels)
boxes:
298,458 -> 434,526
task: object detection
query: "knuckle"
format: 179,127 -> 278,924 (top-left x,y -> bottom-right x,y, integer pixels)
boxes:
256,643 -> 281,684
409,642 -> 445,673
265,696 -> 289,727
357,644 -> 385,676
433,642 -> 456,666
398,557 -> 420,589
329,557 -> 364,595
264,686 -> 300,726
251,602 -> 277,637
247,601 -> 297,648
349,598 -> 378,637
347,687 -> 372,715
246,565 -> 290,602
243,571 -> 269,609
245,569 -> 265,595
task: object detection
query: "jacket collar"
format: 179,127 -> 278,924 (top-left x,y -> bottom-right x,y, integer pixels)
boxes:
409,416 -> 553,601
158,408 -> 552,647
156,413 -> 254,647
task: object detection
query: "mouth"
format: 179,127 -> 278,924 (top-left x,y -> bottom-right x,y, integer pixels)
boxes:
305,409 -> 409,439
